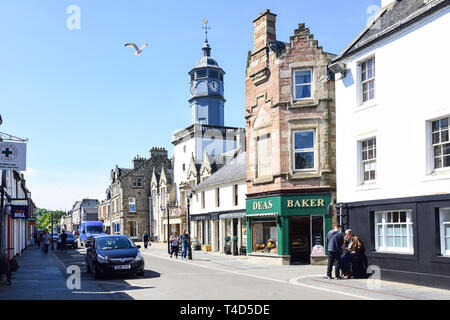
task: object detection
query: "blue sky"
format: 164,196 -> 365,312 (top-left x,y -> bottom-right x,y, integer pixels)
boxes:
0,0 -> 381,210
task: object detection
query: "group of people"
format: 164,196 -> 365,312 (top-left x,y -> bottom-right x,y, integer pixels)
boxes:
168,229 -> 191,260
32,230 -> 50,255
32,229 -> 70,255
326,224 -> 367,280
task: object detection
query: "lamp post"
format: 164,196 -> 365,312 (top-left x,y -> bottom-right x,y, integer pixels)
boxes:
186,190 -> 193,260
162,204 -> 170,254
50,212 -> 54,250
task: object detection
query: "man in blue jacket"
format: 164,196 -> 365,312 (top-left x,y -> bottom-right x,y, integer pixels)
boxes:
326,224 -> 344,279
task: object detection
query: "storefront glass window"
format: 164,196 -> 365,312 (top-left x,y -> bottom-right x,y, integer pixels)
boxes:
252,220 -> 278,254
241,219 -> 247,249
311,215 -> 324,255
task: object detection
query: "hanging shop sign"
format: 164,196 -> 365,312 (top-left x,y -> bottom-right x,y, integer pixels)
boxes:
0,142 -> 26,171
11,205 -> 29,219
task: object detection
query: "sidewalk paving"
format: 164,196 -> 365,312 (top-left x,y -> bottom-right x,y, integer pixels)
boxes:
0,246 -> 118,300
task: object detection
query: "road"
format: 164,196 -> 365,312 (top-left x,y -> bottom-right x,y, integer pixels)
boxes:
49,244 -> 450,300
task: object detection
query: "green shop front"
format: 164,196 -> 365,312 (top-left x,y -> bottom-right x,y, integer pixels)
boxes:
246,193 -> 332,265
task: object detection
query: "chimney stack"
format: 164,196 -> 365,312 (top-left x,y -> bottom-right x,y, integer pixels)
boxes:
253,9 -> 277,53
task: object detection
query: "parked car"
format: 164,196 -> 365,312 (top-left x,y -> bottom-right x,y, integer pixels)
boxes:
79,221 -> 106,247
57,232 -> 78,249
85,235 -> 144,279
50,233 -> 59,243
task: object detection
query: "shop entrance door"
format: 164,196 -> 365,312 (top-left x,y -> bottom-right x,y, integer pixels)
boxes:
289,216 -> 311,263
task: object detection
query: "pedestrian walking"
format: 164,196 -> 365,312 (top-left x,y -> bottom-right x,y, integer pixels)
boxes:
42,231 -> 50,256
35,231 -> 41,249
326,224 -> 344,280
59,230 -> 68,252
180,229 -> 190,261
169,232 -> 180,259
142,231 -> 151,249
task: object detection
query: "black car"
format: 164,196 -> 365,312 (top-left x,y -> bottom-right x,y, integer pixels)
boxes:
57,232 -> 78,249
85,235 -> 144,279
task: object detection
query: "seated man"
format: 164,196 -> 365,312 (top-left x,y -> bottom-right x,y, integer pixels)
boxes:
340,229 -> 364,278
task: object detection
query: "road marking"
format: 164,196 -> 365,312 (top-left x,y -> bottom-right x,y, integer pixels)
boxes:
288,277 -> 376,300
143,252 -> 375,299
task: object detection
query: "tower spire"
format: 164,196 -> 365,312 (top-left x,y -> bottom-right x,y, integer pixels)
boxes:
201,19 -> 212,57
202,19 -> 211,43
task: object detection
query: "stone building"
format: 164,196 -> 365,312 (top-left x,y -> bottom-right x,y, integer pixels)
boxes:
109,148 -> 171,240
245,10 -> 336,265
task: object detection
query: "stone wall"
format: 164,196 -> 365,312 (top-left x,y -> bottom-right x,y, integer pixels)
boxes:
245,11 -> 336,197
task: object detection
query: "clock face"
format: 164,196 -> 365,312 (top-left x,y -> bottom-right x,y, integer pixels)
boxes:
208,80 -> 219,92
190,82 -> 196,95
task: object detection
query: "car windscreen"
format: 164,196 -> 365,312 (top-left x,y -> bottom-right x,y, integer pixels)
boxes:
66,233 -> 75,239
86,226 -> 103,233
96,237 -> 135,250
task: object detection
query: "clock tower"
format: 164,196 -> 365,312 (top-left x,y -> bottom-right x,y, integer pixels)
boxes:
188,38 -> 225,126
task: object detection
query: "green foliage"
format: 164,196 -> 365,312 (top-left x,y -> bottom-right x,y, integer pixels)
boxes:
36,208 -> 66,232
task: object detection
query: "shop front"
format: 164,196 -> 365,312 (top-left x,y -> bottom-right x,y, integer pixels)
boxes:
190,213 -> 219,251
246,193 -> 332,265
219,211 -> 247,255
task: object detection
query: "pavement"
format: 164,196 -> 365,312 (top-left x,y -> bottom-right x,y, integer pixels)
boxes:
1,242 -> 449,300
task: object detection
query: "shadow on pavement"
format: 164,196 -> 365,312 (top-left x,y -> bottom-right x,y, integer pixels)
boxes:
52,247 -> 159,300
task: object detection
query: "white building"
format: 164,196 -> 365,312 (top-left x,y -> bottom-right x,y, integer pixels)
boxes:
331,0 -> 450,288
190,152 -> 247,255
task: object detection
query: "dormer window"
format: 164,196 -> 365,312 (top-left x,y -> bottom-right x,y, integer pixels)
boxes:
196,69 -> 207,78
293,69 -> 312,100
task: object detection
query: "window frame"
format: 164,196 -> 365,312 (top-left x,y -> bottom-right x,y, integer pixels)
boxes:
374,210 -> 414,254
359,56 -> 376,105
293,129 -> 316,172
233,184 -> 239,206
440,208 -> 450,256
132,176 -> 143,188
431,117 -> 450,171
215,188 -> 220,208
293,69 -> 313,101
360,137 -> 377,183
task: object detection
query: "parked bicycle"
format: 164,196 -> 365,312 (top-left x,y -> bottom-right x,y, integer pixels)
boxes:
0,248 -> 14,286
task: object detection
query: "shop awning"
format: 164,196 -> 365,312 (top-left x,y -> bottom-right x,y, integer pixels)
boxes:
219,211 -> 246,219
246,212 -> 279,218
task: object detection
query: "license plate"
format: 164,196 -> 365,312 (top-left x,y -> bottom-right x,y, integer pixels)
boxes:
114,264 -> 131,270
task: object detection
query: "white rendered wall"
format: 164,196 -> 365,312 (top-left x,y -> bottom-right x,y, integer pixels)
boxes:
191,182 -> 247,215
336,8 -> 450,203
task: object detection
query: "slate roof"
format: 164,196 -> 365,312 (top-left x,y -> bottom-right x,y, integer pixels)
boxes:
334,0 -> 449,61
193,152 -> 246,190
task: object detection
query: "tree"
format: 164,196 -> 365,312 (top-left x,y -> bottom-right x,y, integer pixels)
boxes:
36,208 -> 66,232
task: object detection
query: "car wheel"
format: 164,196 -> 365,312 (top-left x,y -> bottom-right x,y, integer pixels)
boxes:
137,270 -> 145,277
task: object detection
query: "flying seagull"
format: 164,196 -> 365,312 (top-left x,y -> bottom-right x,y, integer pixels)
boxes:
124,43 -> 148,55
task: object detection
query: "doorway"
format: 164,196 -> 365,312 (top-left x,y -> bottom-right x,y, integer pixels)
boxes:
290,216 -> 310,263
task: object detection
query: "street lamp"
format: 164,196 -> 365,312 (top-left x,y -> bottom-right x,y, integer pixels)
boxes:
186,190 -> 193,260
50,212 -> 54,250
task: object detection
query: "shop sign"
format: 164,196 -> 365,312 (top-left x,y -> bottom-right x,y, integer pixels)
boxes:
0,142 -> 26,171
246,196 -> 281,216
11,205 -> 29,219
282,194 -> 331,216
247,194 -> 331,217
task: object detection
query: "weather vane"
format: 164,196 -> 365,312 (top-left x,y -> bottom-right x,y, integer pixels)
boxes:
202,19 -> 211,42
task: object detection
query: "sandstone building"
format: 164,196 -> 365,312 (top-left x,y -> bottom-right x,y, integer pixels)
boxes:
245,10 -> 336,265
